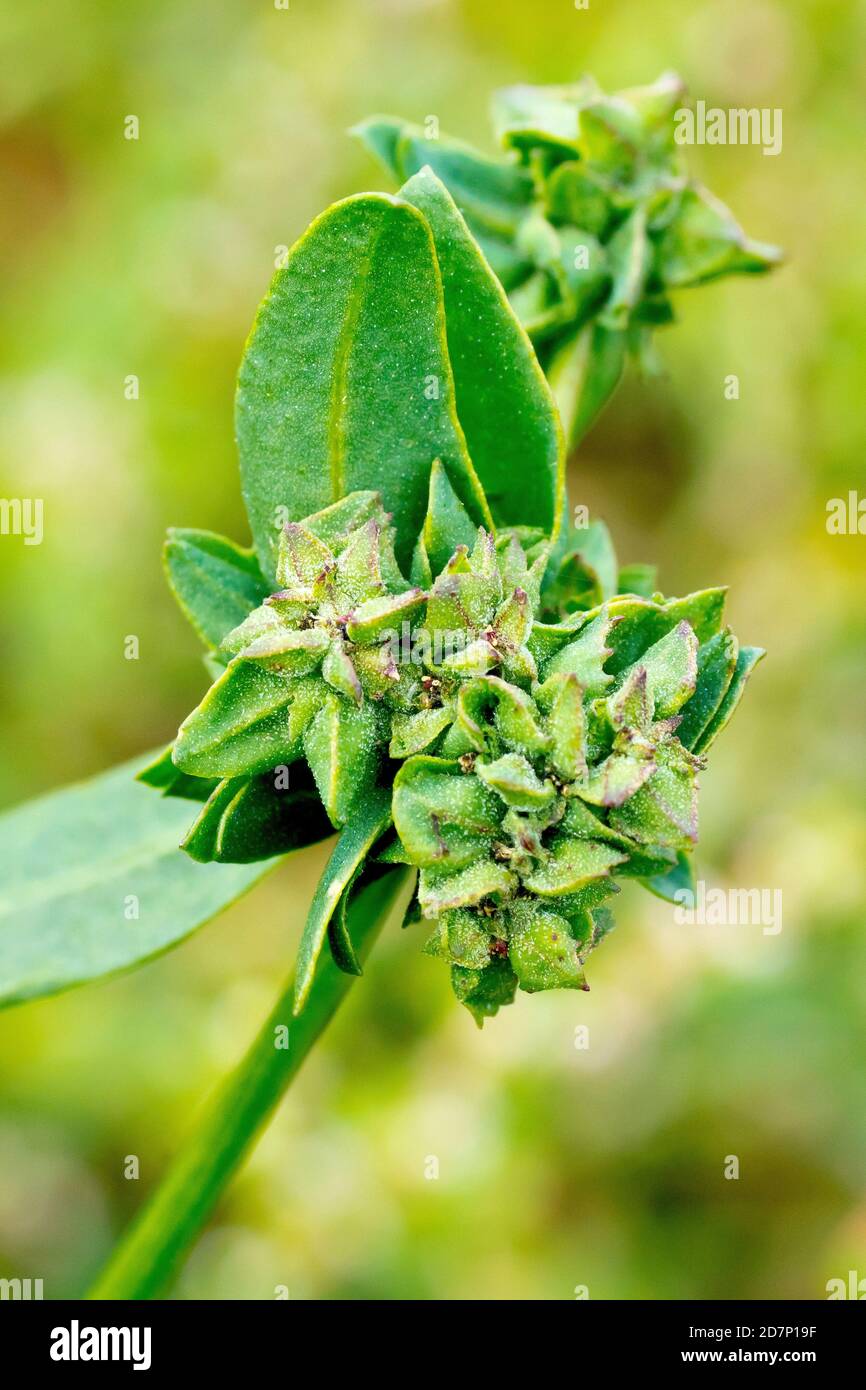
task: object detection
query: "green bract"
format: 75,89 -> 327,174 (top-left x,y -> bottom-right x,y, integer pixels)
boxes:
353,72 -> 782,446
0,72 -> 777,1303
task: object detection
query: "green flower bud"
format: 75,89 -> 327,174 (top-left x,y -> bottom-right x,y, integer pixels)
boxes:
353,73 -> 782,447
389,518 -> 763,1023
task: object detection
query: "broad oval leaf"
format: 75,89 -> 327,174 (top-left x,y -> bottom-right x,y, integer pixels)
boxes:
0,754 -> 273,1009
236,192 -> 490,577
392,755 -> 504,869
508,903 -> 589,993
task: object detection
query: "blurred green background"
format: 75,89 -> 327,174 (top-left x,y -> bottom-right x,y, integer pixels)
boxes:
1,0 -> 864,1300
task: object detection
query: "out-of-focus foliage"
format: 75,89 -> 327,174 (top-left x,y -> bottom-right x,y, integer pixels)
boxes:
0,0 -> 864,1300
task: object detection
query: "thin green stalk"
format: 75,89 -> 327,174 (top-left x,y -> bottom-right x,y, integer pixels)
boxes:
89,867 -> 409,1300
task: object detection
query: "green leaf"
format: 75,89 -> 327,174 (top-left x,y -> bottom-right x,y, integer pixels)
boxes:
540,612 -> 616,696
617,562 -> 658,598
352,116 -> 534,237
330,517 -> 390,606
453,954 -> 518,1027
656,184 -> 783,288
220,779 -> 332,863
492,81 -> 595,155
292,786 -> 393,1014
416,457 -> 477,575
392,756 -> 503,869
560,796 -> 634,846
276,521 -> 334,588
546,163 -> 611,236
546,518 -> 618,612
508,902 -> 589,993
327,864 -> 366,977
476,753 -> 556,810
677,629 -> 739,750
389,706 -> 453,760
302,694 -> 385,826
489,586 -> 533,655
471,229 -> 533,291
662,590 -> 728,643
606,665 -> 653,733
299,491 -> 383,553
349,116 -> 405,179
522,836 -> 626,897
601,589 -> 726,673
180,777 -> 244,862
577,745 -> 657,808
173,661 -> 304,778
573,518 -> 618,599
546,673 -> 586,781
182,774 -> 333,865
236,193 -> 491,577
576,99 -> 643,180
237,626 -> 330,673
640,850 -> 696,906
136,745 -> 217,803
321,643 -> 363,706
418,859 -> 516,915
426,908 -> 492,969
457,676 -> 549,757
345,588 -> 425,644
508,270 -> 558,338
0,754 -> 274,1008
399,168 -> 564,536
163,529 -> 269,650
620,619 -> 698,717
618,70 -> 686,130
547,322 -> 627,447
609,741 -> 700,851
600,207 -> 651,328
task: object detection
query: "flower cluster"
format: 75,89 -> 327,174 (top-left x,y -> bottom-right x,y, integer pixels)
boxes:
167,492 -> 425,832
385,529 -> 752,1021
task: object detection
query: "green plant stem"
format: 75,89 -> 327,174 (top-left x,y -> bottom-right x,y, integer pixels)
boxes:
89,866 -> 410,1300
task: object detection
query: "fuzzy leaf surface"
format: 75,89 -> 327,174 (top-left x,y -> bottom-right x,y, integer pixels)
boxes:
0,755 -> 273,1008
237,193 -> 490,576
